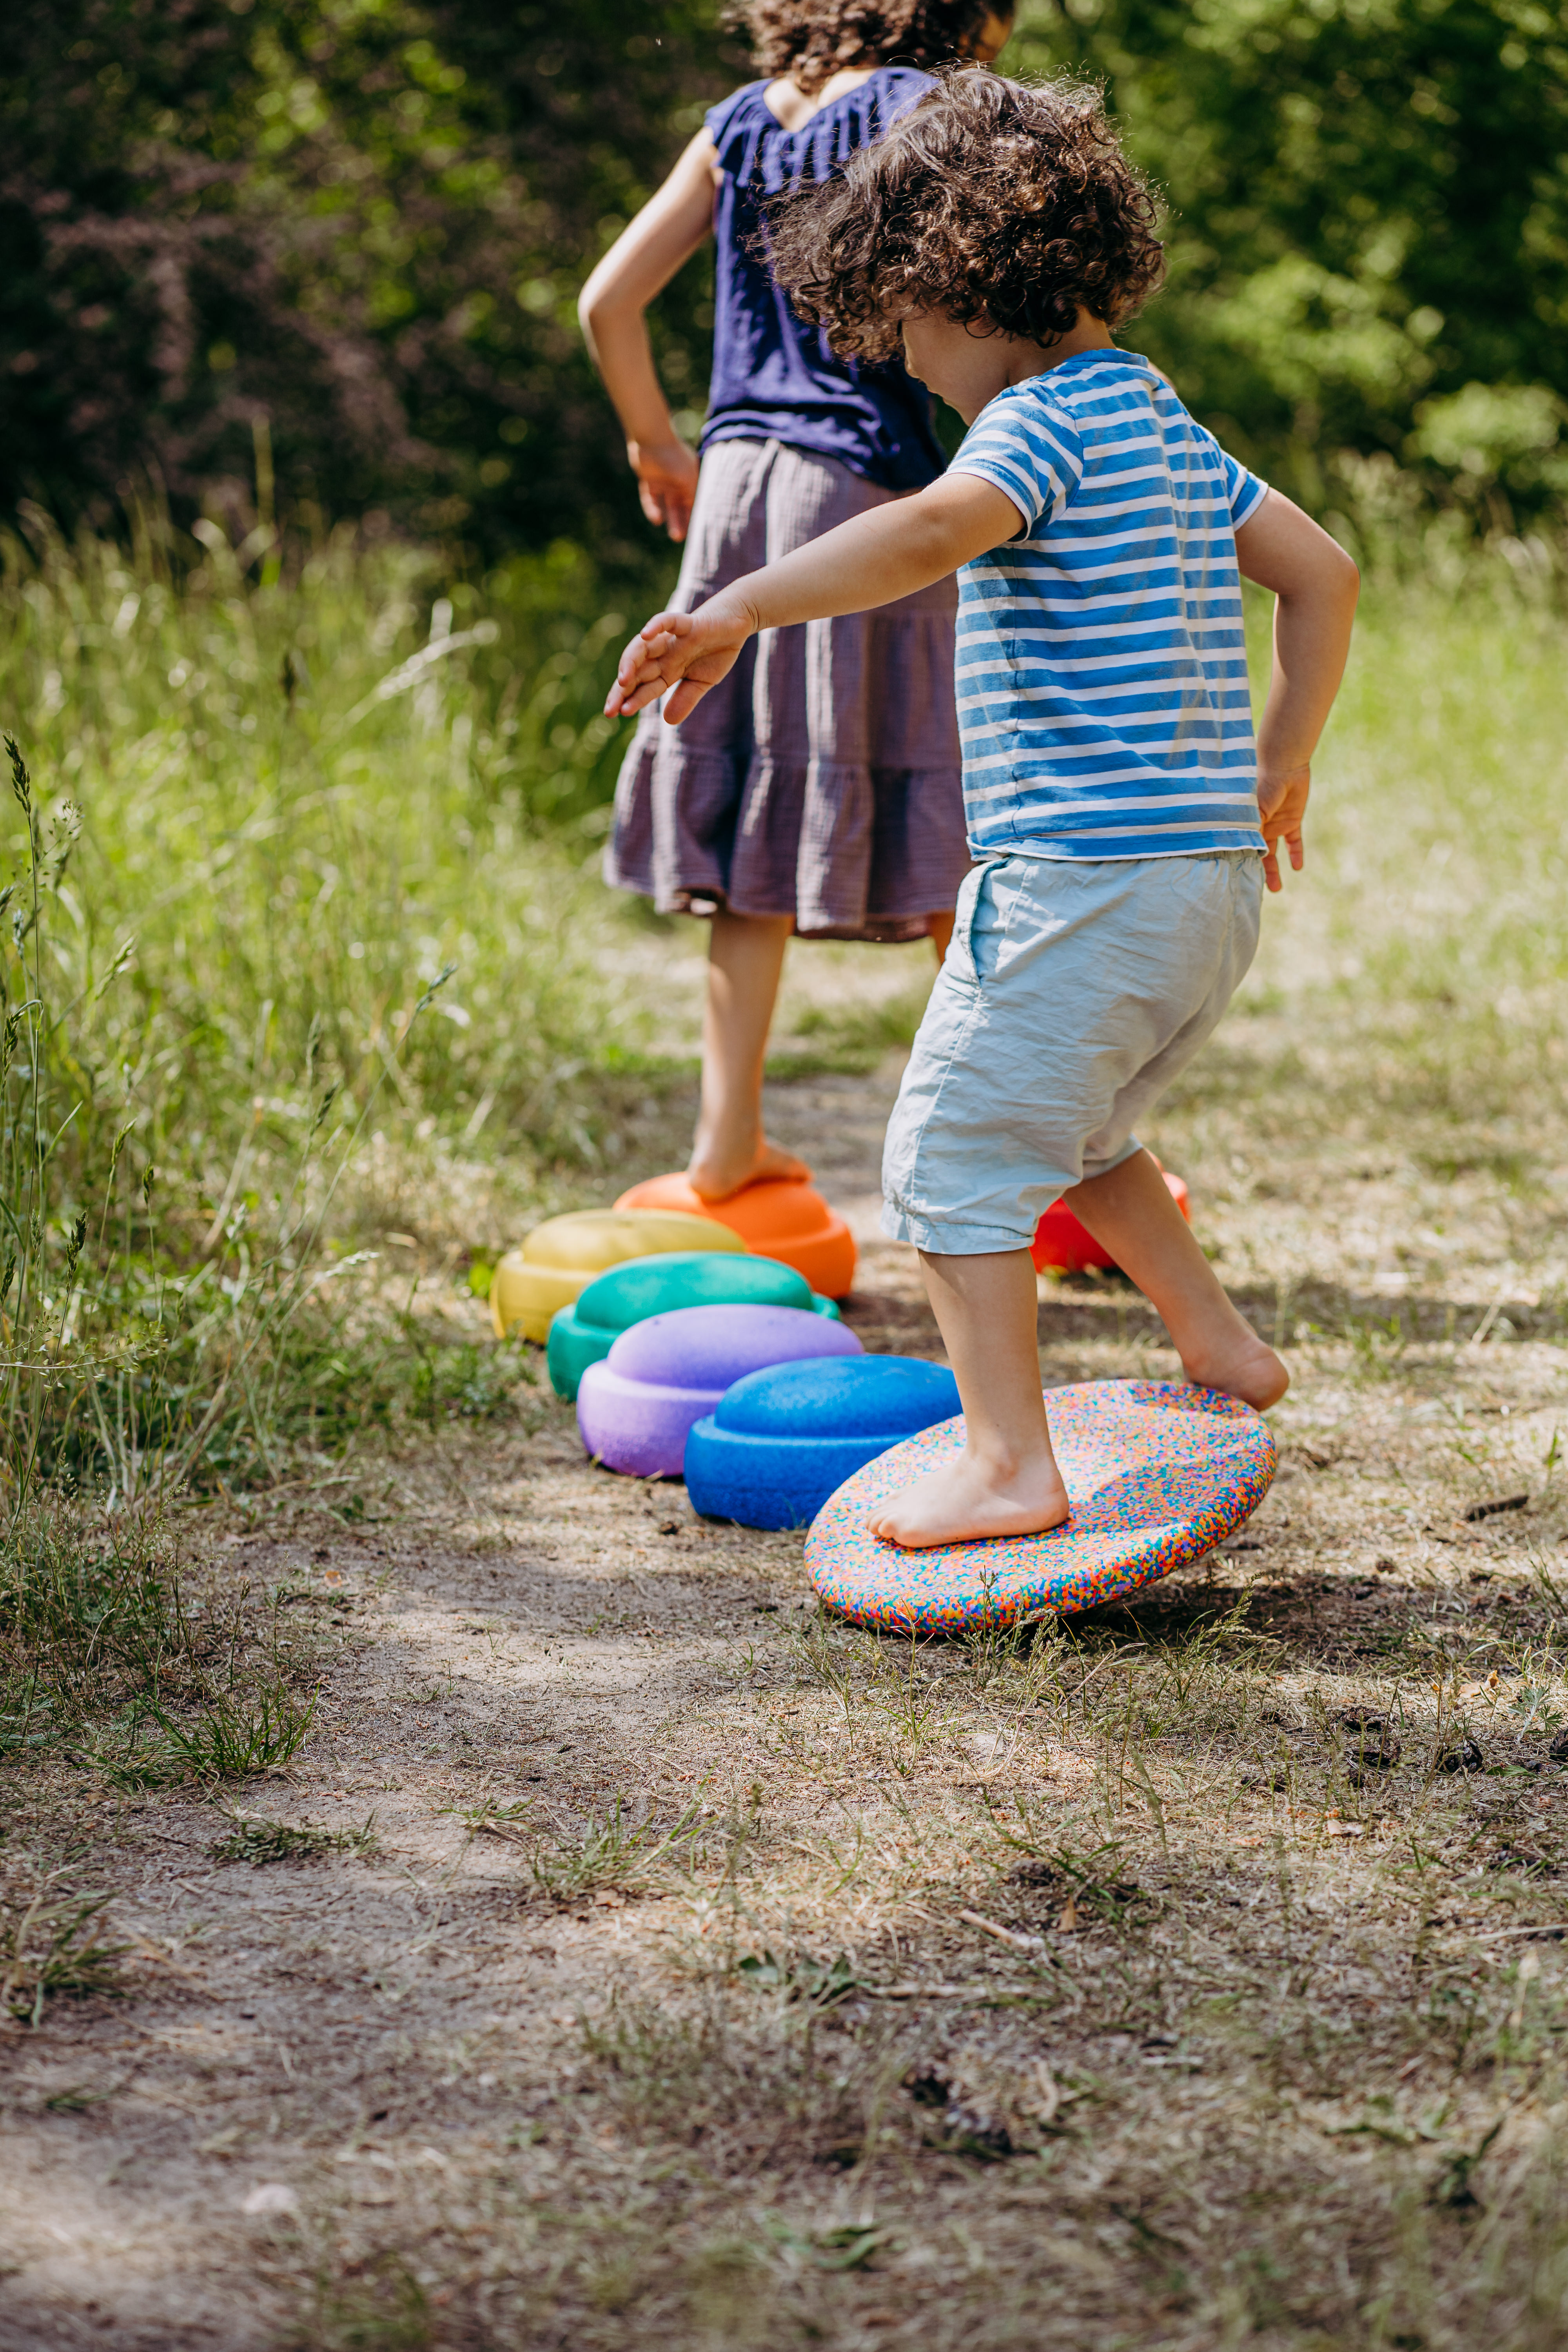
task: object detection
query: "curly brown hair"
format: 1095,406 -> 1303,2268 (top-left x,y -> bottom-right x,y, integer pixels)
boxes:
765,70 -> 1165,359
729,2 -> 1006,93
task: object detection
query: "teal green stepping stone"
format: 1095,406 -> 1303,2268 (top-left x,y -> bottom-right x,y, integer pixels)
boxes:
546,1250 -> 839,1401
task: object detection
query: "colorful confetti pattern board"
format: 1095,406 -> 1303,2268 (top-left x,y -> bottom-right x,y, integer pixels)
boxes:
805,1380 -> 1277,1634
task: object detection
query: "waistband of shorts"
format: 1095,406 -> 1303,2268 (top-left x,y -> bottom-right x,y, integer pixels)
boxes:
971,844 -> 1263,867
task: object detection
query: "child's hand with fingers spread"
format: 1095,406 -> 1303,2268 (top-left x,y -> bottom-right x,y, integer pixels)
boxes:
1258,764 -> 1309,893
604,592 -> 757,725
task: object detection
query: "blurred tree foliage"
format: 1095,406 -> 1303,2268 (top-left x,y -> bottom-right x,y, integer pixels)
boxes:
0,0 -> 737,567
2,0 -> 1565,557
1011,0 -> 1568,531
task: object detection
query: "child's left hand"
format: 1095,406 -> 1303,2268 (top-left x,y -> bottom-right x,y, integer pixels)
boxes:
1258,764 -> 1309,892
604,592 -> 756,726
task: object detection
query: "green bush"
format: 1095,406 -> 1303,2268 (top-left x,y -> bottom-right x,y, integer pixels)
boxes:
10,1 -> 1568,550
1011,0 -> 1568,531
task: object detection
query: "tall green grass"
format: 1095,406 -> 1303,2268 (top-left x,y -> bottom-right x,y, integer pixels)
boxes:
1214,558 -> 1568,1140
2,505 -> 650,1188
4,506 -> 1566,1503
0,508 -> 667,1501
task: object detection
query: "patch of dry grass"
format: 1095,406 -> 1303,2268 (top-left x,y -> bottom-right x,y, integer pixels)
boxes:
7,1250 -> 1568,2348
5,562 -> 1568,2345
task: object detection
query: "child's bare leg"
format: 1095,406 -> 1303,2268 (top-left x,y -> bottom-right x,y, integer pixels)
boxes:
1063,1148 -> 1287,1407
928,910 -> 954,965
688,909 -> 813,1201
867,1248 -> 1069,1548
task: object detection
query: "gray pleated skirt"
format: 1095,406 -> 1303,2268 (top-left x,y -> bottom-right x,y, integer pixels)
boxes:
604,437 -> 969,943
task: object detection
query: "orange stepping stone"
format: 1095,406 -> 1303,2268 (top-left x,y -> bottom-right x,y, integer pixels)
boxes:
614,1173 -> 857,1300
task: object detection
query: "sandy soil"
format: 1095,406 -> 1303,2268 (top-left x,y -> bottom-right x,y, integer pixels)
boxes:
5,1042 -> 1568,2352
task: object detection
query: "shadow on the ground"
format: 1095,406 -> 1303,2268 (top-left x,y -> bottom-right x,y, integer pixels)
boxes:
839,1269 -> 1567,1357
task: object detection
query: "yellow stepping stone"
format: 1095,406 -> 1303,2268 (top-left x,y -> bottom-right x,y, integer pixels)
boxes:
488,1209 -> 745,1343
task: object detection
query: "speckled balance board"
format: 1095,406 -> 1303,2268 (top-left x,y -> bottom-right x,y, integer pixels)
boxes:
805,1380 -> 1277,1635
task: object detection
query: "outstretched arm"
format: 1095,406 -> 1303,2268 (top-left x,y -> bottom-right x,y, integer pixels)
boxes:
604,473 -> 1023,724
578,132 -> 717,543
1234,491 -> 1360,891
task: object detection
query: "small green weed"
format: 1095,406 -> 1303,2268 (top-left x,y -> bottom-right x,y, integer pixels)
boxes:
0,1870 -> 131,2027
1143,1589 -> 1267,1710
148,1680 -> 318,1779
42,2080 -> 122,2113
791,1615 -> 862,1733
529,1796 -> 703,1903
985,1820 -> 1148,1927
0,1681 -> 57,1760
866,1662 -> 949,1748
959,1593 -> 1058,1690
93,1728 -> 191,1791
300,2254 -> 433,2352
210,1811 -> 377,1866
860,1623 -> 957,1749
1344,1313 -> 1412,1381
764,2218 -> 892,2270
737,1948 -> 863,2007
1430,2117 -> 1506,2210
253,1317 -> 539,1464
443,1795 -> 536,1837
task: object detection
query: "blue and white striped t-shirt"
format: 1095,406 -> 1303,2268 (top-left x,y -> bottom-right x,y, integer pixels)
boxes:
949,348 -> 1269,859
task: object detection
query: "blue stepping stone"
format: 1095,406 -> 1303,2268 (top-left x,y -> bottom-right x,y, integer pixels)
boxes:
547,1250 -> 837,1401
685,1355 -> 962,1531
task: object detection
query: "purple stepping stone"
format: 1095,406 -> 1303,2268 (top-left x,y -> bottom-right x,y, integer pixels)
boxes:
576,1302 -> 863,1477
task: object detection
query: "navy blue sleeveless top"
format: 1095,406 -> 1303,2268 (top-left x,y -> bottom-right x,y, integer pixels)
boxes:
701,68 -> 947,493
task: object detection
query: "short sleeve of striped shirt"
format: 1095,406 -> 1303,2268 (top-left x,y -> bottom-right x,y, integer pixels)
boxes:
950,390 -> 1085,533
1220,446 -> 1270,530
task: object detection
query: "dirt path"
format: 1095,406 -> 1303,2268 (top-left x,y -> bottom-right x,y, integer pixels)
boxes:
6,1056 -> 1568,2350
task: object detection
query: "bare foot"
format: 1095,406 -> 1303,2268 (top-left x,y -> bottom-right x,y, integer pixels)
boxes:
687,1135 -> 813,1203
1180,1325 -> 1290,1410
867,1446 -> 1070,1551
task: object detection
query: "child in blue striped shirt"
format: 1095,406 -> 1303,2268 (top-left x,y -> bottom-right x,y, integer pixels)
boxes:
607,69 -> 1358,1550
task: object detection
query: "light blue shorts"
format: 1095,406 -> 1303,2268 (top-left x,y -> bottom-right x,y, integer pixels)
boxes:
881,852 -> 1263,1254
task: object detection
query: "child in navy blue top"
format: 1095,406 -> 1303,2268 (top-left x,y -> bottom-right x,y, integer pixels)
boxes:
701,68 -> 947,490
579,4 -> 1014,1206
607,71 -> 1359,1552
